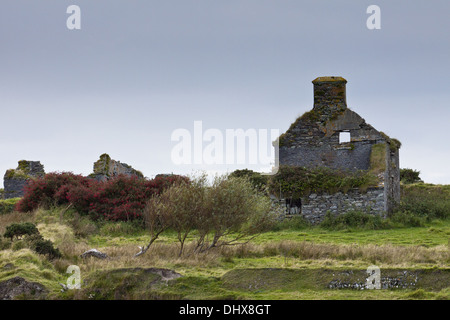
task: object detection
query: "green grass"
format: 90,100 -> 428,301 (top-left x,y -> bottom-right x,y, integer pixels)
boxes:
257,220 -> 450,247
151,268 -> 450,300
64,268 -> 171,300
82,217 -> 450,249
0,198 -> 20,215
0,249 -> 64,298
1,205 -> 449,300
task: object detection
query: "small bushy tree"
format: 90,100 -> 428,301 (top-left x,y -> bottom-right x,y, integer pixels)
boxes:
3,223 -> 61,259
229,169 -> 268,193
400,168 -> 423,184
197,175 -> 273,252
166,174 -> 208,256
135,190 -> 175,257
138,173 -> 275,257
29,236 -> 62,260
3,222 -> 39,240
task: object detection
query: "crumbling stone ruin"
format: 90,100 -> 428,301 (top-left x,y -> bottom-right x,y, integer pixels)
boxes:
277,76 -> 400,222
88,153 -> 144,182
1,154 -> 144,199
2,161 -> 45,199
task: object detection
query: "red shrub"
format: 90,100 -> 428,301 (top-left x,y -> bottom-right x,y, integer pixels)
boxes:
16,172 -> 91,212
16,172 -> 188,221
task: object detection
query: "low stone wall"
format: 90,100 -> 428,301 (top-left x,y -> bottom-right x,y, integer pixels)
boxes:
281,187 -> 385,224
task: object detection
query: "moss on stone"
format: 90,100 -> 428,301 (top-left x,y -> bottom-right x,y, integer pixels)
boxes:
314,90 -> 325,96
379,132 -> 401,152
369,143 -> 387,174
93,153 -> 112,176
390,138 -> 402,150
300,110 -> 320,122
4,169 -> 31,180
17,160 -> 31,174
312,76 -> 347,83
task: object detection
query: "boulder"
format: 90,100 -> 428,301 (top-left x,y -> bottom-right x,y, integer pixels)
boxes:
0,277 -> 47,300
80,249 -> 109,259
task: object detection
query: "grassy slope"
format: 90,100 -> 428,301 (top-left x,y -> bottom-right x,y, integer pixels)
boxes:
0,207 -> 449,300
257,220 -> 450,247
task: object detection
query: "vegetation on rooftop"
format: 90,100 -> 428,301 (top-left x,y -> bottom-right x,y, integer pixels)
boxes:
4,169 -> 32,180
380,131 -> 402,151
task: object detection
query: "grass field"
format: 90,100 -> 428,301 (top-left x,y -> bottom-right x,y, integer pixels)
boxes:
0,205 -> 449,300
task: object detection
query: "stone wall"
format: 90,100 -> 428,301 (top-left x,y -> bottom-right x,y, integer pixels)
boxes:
89,153 -> 144,182
298,187 -> 385,224
3,179 -> 28,199
384,146 -> 401,213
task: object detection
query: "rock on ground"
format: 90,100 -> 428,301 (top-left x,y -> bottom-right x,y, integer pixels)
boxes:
0,277 -> 47,300
80,249 -> 109,259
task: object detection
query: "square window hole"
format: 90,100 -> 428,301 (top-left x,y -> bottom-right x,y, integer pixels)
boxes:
339,131 -> 351,143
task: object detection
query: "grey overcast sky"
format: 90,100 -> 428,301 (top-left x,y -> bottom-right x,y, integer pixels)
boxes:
1,0 -> 449,186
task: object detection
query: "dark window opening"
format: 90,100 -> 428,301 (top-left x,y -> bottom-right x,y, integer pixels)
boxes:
285,198 -> 302,215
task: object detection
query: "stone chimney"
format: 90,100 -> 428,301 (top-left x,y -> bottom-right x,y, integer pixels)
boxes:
312,76 -> 347,114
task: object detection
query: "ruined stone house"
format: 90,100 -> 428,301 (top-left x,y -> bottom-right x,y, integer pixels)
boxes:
277,76 -> 400,223
89,153 -> 144,182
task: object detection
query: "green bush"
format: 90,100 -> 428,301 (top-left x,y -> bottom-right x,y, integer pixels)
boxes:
29,238 -> 62,260
3,222 -> 39,240
0,236 -> 12,250
320,210 -> 390,230
400,168 -> 423,184
389,210 -> 425,227
23,234 -> 61,259
0,198 -> 21,215
12,240 -> 27,251
229,169 -> 268,193
399,184 -> 450,220
2,222 -> 61,259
